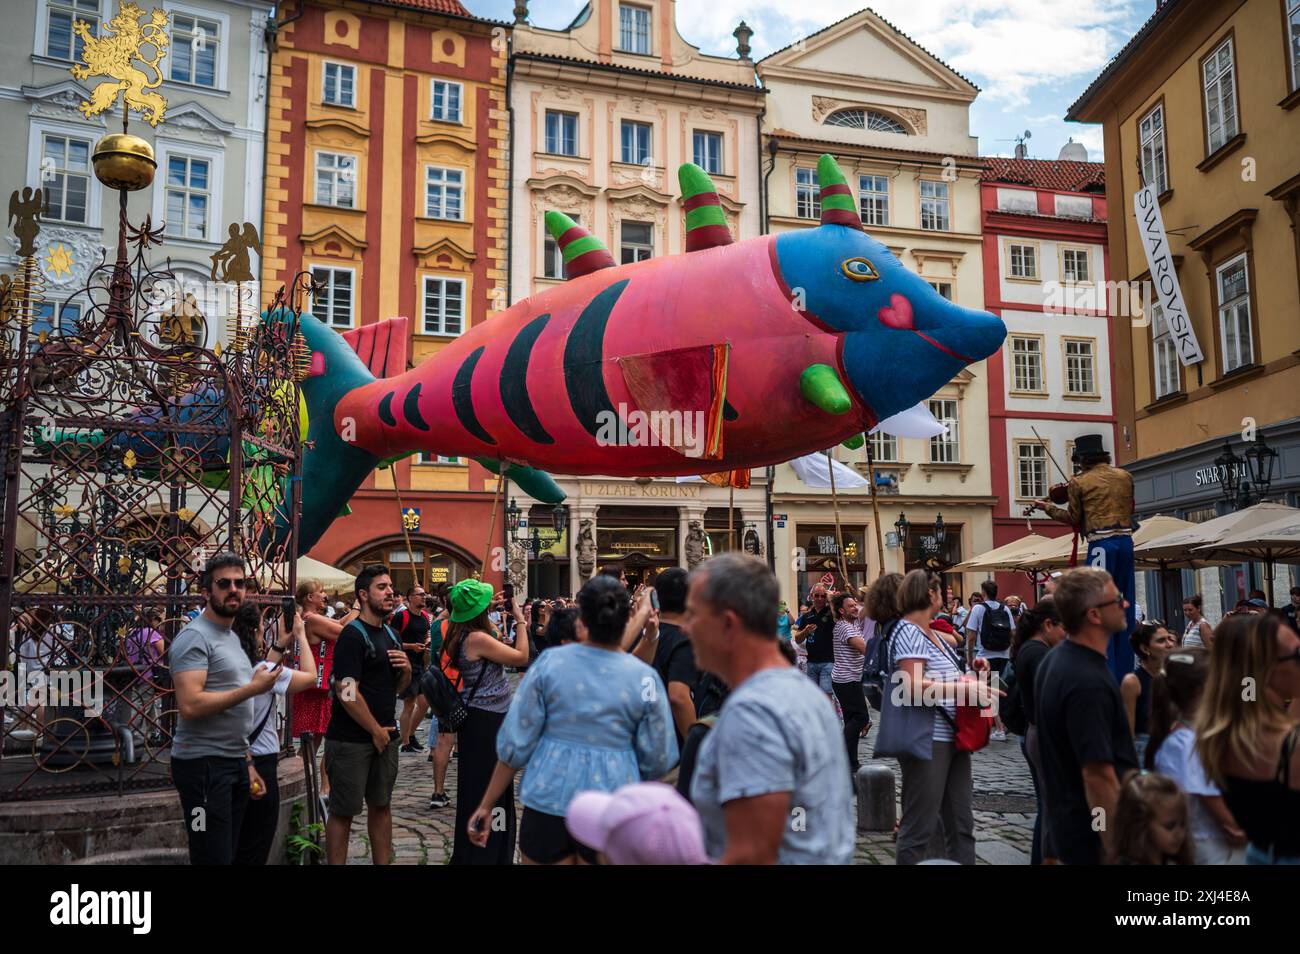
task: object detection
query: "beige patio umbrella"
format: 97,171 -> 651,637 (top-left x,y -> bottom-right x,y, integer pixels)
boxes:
1133,502 -> 1298,567
1189,509 -> 1300,603
951,533 -> 1054,572
256,555 -> 355,593
1004,514 -> 1199,571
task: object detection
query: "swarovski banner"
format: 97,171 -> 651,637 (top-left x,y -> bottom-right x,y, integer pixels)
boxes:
1134,185 -> 1204,366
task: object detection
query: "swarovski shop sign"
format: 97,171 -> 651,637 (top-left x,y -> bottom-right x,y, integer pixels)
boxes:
1134,185 -> 1204,366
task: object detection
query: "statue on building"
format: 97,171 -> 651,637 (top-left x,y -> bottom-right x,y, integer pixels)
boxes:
685,520 -> 707,570
576,518 -> 596,581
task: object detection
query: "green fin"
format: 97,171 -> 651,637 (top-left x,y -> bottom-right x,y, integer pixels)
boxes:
799,364 -> 852,415
841,433 -> 865,450
474,458 -> 567,505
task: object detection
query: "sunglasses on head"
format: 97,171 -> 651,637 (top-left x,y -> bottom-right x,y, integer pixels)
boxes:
213,577 -> 247,591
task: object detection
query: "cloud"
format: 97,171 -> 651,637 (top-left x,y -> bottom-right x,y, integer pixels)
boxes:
670,0 -> 1139,105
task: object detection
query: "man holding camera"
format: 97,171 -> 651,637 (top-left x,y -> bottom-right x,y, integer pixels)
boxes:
324,565 -> 410,865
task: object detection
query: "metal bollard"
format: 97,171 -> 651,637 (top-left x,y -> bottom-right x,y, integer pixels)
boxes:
855,763 -> 896,832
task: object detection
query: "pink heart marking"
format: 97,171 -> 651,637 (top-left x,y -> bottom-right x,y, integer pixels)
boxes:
877,293 -> 914,330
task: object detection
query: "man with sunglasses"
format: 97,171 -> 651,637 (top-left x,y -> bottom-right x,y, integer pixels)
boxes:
170,553 -> 282,865
1035,568 -> 1139,865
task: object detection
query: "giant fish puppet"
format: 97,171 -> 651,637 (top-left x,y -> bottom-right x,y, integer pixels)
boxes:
276,155 -> 1006,550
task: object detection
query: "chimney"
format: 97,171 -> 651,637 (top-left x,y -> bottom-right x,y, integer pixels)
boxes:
734,21 -> 753,61
513,1 -> 528,24
1014,142 -> 1028,160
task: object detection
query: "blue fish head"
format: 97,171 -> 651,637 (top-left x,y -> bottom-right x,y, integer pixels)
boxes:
774,220 -> 1006,423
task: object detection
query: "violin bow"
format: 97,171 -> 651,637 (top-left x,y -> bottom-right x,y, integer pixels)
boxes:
1030,425 -> 1074,484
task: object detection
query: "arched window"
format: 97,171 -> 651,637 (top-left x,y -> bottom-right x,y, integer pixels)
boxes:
825,109 -> 908,134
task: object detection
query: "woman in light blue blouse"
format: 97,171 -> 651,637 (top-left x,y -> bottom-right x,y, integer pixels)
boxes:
467,576 -> 678,864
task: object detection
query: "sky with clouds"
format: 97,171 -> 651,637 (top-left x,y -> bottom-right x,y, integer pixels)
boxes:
472,0 -> 1158,161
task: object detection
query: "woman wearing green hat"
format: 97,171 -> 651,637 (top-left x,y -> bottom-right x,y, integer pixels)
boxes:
445,578 -> 529,865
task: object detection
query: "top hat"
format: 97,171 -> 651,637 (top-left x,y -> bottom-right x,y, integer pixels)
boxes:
1072,434 -> 1107,460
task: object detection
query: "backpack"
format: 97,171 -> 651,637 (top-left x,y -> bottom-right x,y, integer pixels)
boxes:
862,619 -> 899,711
978,601 -> 1014,653
1000,658 -> 1028,737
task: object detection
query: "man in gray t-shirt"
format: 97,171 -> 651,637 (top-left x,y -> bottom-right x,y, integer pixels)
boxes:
169,554 -> 279,865
685,553 -> 853,864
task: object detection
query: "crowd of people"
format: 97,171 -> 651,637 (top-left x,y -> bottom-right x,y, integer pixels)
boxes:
161,548 -> 1300,866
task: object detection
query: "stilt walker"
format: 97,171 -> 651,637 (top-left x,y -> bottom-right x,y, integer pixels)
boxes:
1032,434 -> 1138,680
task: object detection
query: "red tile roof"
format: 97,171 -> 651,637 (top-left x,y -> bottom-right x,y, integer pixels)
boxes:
981,157 -> 1105,193
513,52 -> 764,94
374,0 -> 472,16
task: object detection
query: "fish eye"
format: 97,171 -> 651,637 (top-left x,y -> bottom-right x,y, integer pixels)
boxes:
841,257 -> 879,282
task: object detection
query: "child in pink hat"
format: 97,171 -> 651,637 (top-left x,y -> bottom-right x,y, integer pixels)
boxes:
565,782 -> 710,865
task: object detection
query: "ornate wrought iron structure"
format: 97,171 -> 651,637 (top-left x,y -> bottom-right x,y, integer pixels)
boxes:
0,2 -> 307,799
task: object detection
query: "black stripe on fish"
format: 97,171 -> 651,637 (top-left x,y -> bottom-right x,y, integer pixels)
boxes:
565,279 -> 629,439
723,399 -> 738,422
453,346 -> 496,445
378,391 -> 397,427
501,313 -> 555,445
404,381 -> 430,431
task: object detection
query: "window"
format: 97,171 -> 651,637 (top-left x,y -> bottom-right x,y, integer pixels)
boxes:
824,110 -> 907,134
859,174 -> 889,226
31,300 -> 81,351
543,212 -> 577,278
919,180 -> 950,231
420,451 -> 463,465
927,281 -> 953,301
310,267 -> 353,328
1202,37 -> 1238,153
620,120 -> 652,165
323,62 -> 355,107
41,133 -> 91,224
1151,303 -> 1181,399
1216,253 -> 1252,373
1017,443 -> 1049,500
163,154 -> 210,240
46,0 -> 98,60
1139,103 -> 1168,193
1062,247 -> 1091,283
1289,1 -> 1300,93
693,130 -> 723,175
544,111 -> 578,156
422,277 -> 464,335
796,167 -> 820,219
170,12 -> 220,87
425,166 -> 463,220
1010,336 -> 1044,392
314,152 -> 356,208
1064,339 -> 1097,395
431,80 -> 462,123
620,221 -> 653,264
868,431 -> 897,463
928,399 -> 959,463
618,4 -> 651,54
1008,242 -> 1038,279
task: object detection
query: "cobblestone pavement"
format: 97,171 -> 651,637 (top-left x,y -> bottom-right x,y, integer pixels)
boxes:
340,715 -> 1038,865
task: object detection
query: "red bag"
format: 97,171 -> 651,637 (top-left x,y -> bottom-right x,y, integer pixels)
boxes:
925,627 -> 994,753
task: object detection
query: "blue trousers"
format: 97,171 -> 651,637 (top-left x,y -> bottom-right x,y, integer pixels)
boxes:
1085,534 -> 1136,680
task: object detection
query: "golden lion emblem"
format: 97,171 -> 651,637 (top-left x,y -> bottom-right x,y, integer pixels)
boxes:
70,2 -> 170,127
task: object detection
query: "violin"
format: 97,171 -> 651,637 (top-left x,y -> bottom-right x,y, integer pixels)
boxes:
1023,482 -> 1069,517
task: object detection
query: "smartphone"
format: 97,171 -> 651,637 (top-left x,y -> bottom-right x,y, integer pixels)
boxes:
649,589 -> 659,612
503,583 -> 515,604
281,597 -> 296,630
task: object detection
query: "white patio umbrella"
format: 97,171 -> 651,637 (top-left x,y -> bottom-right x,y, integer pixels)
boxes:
1189,509 -> 1300,603
950,534 -> 1055,572
1133,502 -> 1298,567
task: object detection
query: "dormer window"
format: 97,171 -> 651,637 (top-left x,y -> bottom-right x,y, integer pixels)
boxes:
618,4 -> 651,55
825,109 -> 907,134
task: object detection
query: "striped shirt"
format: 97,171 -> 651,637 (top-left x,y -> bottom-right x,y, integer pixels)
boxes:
832,617 -> 868,683
891,620 -> 960,742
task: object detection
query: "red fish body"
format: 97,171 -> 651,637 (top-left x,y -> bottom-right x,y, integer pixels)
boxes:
336,236 -> 868,476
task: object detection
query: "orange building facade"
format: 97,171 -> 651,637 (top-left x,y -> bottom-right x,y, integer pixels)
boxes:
263,0 -> 509,591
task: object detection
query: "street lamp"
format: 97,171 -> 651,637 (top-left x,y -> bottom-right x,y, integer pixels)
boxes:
894,512 -> 909,559
1214,441 -> 1242,506
506,497 -> 521,536
1244,435 -> 1278,500
551,504 -> 568,539
934,513 -> 946,546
